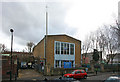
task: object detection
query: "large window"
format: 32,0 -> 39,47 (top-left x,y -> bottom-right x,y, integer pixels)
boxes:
55,41 -> 75,55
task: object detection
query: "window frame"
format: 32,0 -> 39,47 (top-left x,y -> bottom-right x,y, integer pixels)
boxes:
55,41 -> 75,55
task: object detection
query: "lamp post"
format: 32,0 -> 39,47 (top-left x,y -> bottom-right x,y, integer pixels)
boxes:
10,29 -> 13,81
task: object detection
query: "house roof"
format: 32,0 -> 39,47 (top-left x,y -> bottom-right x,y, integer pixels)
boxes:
42,34 -> 81,43
33,34 -> 81,51
45,34 -> 81,42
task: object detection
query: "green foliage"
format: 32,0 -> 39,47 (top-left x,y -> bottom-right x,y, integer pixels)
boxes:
93,49 -> 99,62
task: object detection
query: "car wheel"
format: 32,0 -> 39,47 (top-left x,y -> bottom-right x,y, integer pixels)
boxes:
84,75 -> 87,79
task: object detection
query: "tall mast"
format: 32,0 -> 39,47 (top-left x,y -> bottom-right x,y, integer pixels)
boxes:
46,5 -> 48,35
44,5 -> 48,65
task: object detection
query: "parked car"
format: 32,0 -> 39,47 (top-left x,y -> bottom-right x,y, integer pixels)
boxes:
103,75 -> 120,82
64,70 -> 87,79
21,62 -> 27,69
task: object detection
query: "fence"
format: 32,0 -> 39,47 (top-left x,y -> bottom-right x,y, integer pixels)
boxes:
35,64 -> 120,76
50,67 -> 86,76
82,63 -> 120,72
34,63 -> 44,74
104,64 -> 120,72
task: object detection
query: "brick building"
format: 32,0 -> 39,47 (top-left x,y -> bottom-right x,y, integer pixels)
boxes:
33,34 -> 81,68
2,51 -> 33,63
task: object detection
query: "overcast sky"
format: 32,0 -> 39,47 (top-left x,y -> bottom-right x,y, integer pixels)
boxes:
0,0 -> 119,51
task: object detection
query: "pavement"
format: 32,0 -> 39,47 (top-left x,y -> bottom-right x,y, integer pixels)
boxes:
87,72 -> 118,77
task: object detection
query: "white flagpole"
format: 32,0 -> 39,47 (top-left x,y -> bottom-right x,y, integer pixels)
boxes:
44,5 -> 48,65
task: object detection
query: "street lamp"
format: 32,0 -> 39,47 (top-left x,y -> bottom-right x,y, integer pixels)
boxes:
10,29 -> 14,81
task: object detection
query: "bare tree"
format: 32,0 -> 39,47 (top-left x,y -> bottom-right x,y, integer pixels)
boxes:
0,44 -> 7,52
110,20 -> 120,51
89,32 -> 96,51
96,27 -> 106,51
105,21 -> 120,64
83,24 -> 118,64
103,25 -> 118,64
26,42 -> 35,53
115,20 -> 120,37
82,19 -> 119,64
82,34 -> 92,64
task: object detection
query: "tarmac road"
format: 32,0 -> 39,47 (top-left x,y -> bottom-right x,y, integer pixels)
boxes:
17,69 -> 119,81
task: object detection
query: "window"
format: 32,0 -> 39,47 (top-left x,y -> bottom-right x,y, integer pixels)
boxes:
75,71 -> 80,74
81,70 -> 85,73
61,61 -> 64,68
55,60 -> 59,68
71,61 -> 74,67
71,71 -> 75,74
55,41 -> 75,55
61,43 -> 64,54
61,43 -> 68,55
67,44 -> 69,55
64,43 -> 67,54
70,44 -> 74,55
55,42 -> 60,54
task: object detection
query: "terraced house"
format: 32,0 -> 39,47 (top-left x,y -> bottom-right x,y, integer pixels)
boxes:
33,34 -> 81,69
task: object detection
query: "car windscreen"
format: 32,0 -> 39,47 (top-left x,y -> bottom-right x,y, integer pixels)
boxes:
71,71 -> 75,74
105,77 -> 120,82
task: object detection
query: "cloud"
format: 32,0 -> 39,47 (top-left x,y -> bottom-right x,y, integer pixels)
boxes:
2,2 -> 77,48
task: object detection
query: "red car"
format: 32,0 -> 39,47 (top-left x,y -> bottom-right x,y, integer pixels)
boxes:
64,70 -> 87,79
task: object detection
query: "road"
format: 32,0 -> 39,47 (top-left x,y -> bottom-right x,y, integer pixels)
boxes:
17,69 -> 118,81
86,73 -> 116,80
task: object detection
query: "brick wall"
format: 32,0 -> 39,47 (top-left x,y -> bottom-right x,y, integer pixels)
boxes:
46,35 -> 81,67
33,38 -> 45,58
2,56 -> 17,80
33,35 -> 81,68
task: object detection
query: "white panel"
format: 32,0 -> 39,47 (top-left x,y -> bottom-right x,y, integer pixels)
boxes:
55,54 -> 75,60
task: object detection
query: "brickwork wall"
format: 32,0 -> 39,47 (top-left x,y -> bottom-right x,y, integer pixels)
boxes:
33,35 -> 81,68
46,35 -> 81,67
33,38 -> 45,58
2,56 -> 17,80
